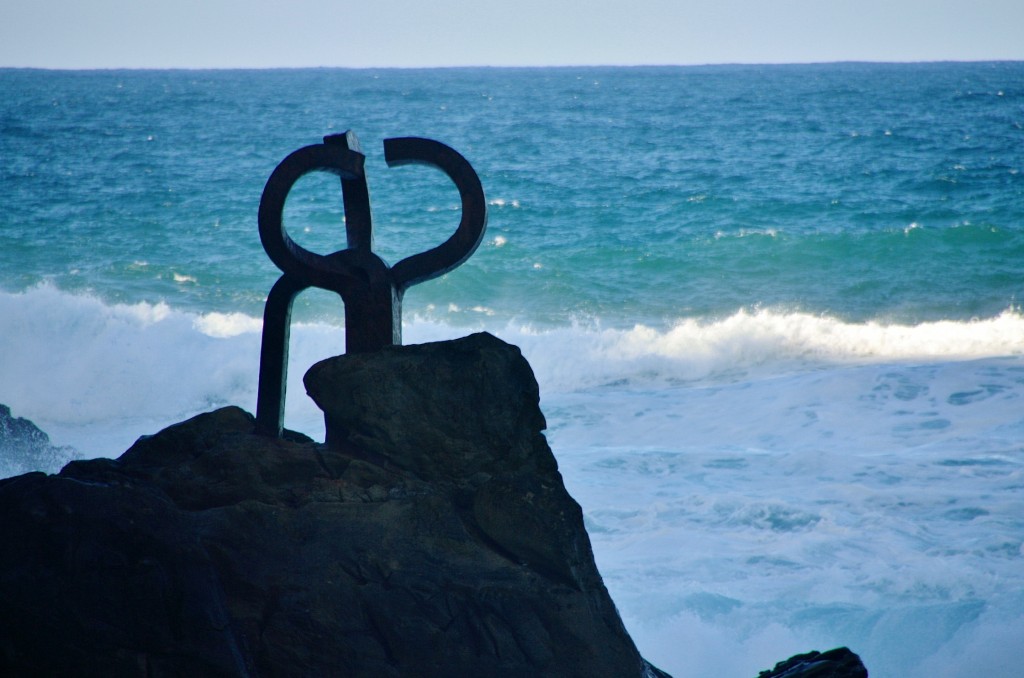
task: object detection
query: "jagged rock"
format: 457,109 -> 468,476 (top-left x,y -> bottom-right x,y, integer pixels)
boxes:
0,332 -> 666,677
756,647 -> 868,677
0,403 -> 79,477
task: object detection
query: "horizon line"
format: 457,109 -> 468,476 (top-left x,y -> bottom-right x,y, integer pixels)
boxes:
3,58 -> 1024,73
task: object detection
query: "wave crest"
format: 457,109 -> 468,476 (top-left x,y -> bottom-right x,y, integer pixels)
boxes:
504,307 -> 1024,391
2,285 -> 1022,451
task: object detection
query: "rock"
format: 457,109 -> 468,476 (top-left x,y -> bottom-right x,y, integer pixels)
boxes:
756,647 -> 868,677
304,331 -> 552,483
0,332 -> 666,677
0,403 -> 79,477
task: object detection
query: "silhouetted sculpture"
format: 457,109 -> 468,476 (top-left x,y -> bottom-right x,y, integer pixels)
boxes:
255,131 -> 487,437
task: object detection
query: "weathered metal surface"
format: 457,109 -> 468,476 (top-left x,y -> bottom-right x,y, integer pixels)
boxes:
255,131 -> 487,437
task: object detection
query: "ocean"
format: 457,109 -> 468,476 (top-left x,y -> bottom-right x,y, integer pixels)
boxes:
1,62 -> 1023,676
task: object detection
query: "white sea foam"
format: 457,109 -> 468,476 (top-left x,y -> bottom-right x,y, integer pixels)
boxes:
193,311 -> 264,338
714,228 -> 780,239
542,356 -> 1024,677
2,286 -> 1022,458
1,286 -> 1022,677
0,284 -> 261,456
504,307 -> 1024,394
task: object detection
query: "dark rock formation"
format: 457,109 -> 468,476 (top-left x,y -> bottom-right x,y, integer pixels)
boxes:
0,403 -> 79,477
0,332 -> 666,677
756,647 -> 868,677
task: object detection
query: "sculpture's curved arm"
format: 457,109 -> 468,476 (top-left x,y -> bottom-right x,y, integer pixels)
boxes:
257,138 -> 370,291
385,137 -> 488,292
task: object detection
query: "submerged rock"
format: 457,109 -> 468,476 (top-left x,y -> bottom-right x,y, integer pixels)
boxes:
0,403 -> 79,477
0,332 -> 665,677
756,647 -> 868,677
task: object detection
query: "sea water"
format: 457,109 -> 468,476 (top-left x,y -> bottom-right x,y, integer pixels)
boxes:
1,63 -> 1023,676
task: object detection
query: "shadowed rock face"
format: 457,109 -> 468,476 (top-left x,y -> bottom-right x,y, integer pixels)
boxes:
0,332 -> 663,677
756,647 -> 868,677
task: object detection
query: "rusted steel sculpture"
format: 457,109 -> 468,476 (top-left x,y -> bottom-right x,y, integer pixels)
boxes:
255,131 -> 487,437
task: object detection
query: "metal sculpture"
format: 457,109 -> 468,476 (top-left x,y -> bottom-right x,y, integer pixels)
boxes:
255,131 -> 487,437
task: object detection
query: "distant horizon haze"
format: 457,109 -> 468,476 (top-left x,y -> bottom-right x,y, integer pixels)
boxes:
2,0 -> 1022,69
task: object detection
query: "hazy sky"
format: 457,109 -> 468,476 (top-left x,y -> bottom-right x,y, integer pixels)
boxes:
2,0 -> 1023,69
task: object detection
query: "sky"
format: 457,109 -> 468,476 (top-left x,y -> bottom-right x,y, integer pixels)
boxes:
1,0 -> 1023,69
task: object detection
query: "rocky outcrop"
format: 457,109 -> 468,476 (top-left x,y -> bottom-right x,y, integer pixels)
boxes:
756,647 -> 868,677
0,403 -> 79,477
0,332 -> 868,677
0,332 -> 666,677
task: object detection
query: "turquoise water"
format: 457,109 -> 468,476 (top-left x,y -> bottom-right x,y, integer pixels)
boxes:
2,63 -> 1024,676
3,64 -> 1023,324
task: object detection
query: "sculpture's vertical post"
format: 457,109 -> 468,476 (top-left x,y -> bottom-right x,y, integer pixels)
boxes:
255,275 -> 307,437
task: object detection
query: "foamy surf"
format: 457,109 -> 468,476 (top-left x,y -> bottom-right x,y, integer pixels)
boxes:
543,355 -> 1024,677
2,284 -> 1023,455
1,289 -> 1022,678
